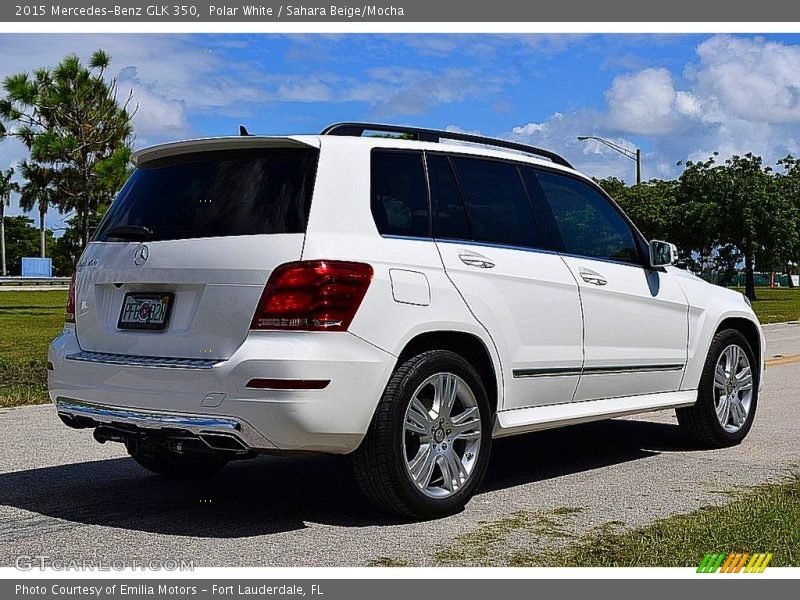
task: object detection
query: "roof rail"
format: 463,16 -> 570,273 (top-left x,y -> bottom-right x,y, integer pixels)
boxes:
320,122 -> 573,169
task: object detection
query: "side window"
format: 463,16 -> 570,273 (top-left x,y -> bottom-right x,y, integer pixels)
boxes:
426,154 -> 472,240
534,169 -> 640,263
370,151 -> 429,238
450,156 -> 540,248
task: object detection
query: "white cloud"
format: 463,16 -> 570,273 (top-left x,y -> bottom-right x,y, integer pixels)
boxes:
605,68 -> 678,135
510,34 -> 800,183
689,35 -> 800,124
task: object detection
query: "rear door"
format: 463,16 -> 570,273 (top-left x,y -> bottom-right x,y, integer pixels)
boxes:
430,154 -> 583,409
74,141 -> 319,360
528,167 -> 688,401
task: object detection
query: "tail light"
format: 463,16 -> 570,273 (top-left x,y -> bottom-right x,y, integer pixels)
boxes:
65,274 -> 77,324
251,260 -> 373,331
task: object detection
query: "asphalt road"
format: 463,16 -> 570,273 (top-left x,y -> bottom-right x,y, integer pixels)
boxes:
1,326 -> 799,567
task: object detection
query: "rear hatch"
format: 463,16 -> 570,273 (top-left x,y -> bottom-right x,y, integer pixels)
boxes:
74,137 -> 319,360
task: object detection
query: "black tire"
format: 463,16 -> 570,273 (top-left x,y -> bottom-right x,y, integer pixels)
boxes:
352,350 -> 493,520
676,328 -> 758,448
129,447 -> 229,480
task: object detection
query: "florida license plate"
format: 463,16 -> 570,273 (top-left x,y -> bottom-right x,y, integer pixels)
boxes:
118,293 -> 174,331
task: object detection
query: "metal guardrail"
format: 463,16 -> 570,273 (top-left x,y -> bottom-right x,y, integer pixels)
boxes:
0,277 -> 71,287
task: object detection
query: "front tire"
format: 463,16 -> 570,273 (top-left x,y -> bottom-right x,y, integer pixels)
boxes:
352,350 -> 493,520
677,329 -> 758,448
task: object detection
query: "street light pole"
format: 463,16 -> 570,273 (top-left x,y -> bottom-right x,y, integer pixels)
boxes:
577,136 -> 642,185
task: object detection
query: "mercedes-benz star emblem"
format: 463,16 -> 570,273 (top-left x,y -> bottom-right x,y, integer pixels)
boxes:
133,244 -> 149,266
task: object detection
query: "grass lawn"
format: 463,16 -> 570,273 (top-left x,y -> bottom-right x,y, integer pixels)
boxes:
429,475 -> 799,567
510,475 -> 800,567
745,287 -> 800,324
0,290 -> 67,408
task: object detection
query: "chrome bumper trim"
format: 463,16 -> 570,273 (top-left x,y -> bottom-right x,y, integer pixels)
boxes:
55,398 -> 269,450
65,351 -> 220,370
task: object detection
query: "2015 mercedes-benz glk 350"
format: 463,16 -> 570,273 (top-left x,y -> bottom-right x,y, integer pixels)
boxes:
49,123 -> 765,519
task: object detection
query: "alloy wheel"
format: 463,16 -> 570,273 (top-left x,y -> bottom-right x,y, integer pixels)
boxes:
402,372 -> 482,498
713,344 -> 754,434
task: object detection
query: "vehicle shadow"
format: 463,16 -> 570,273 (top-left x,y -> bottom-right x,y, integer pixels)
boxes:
0,417 -> 697,539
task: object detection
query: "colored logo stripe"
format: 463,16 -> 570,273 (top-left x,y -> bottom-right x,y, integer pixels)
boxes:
698,552 -> 773,573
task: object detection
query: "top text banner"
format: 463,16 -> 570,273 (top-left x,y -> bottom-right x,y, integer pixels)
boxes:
3,0 -> 800,22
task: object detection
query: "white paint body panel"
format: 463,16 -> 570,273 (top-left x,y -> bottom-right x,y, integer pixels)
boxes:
48,134 -> 765,454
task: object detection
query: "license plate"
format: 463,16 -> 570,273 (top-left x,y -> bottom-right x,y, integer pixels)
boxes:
118,293 -> 174,331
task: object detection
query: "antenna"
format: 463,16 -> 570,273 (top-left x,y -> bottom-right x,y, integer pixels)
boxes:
239,125 -> 251,137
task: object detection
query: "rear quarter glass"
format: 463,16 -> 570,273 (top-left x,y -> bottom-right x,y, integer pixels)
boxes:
95,148 -> 319,242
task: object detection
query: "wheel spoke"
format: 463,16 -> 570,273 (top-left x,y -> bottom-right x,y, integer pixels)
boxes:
406,397 -> 431,436
714,364 -> 728,389
729,345 -> 741,371
450,407 -> 481,441
730,396 -> 746,427
735,367 -> 753,391
408,444 -> 436,488
436,454 -> 455,493
435,373 -> 458,419
716,394 -> 730,425
443,449 -> 466,488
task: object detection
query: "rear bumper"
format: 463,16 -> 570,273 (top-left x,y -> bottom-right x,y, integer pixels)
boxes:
48,326 -> 396,454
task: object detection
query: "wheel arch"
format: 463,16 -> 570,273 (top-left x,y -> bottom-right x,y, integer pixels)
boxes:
395,330 -> 500,415
716,316 -> 762,376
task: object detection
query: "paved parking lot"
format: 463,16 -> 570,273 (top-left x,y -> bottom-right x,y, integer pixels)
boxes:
1,326 -> 798,567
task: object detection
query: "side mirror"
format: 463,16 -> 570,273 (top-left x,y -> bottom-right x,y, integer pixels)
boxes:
649,240 -> 678,267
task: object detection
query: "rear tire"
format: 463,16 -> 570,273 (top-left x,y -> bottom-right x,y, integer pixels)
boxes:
352,350 -> 493,520
129,447 -> 229,480
676,329 -> 758,448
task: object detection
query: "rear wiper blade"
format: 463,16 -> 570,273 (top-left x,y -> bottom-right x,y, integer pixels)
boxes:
105,225 -> 153,240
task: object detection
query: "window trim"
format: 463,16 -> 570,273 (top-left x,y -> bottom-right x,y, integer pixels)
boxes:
527,164 -> 651,268
369,147 -> 433,240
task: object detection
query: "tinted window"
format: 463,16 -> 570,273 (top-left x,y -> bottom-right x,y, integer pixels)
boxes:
534,170 -> 640,263
427,155 -> 472,240
450,157 -> 540,248
96,148 -> 318,242
371,151 -> 429,237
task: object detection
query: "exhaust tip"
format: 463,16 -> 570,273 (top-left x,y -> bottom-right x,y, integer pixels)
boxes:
198,432 -> 249,452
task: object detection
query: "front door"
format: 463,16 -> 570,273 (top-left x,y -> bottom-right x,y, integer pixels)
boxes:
529,167 -> 688,401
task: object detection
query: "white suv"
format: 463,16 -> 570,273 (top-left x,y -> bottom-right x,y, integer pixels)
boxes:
49,123 -> 765,519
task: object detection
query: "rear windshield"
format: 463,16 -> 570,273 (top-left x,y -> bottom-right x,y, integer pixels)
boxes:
95,147 -> 318,242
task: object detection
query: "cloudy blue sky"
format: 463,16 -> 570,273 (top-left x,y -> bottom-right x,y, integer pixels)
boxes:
3,33 -> 800,230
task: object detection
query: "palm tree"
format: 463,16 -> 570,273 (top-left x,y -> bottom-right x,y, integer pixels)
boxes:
18,162 -> 53,258
0,167 -> 20,276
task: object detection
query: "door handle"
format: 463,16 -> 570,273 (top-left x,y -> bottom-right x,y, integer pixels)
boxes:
579,268 -> 607,286
459,252 -> 495,269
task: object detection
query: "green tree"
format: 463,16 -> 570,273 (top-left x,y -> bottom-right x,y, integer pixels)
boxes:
774,155 -> 800,288
0,50 -> 134,248
675,156 -> 723,273
679,153 -> 789,300
0,167 -> 20,276
595,176 -> 628,200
